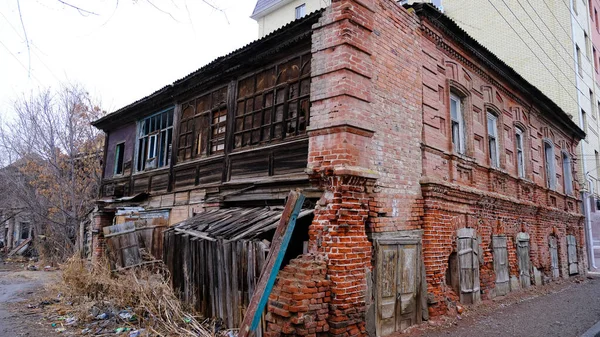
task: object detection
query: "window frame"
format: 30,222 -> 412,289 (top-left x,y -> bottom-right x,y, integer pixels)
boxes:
113,142 -> 125,176
515,127 -> 526,178
295,4 -> 306,19
544,140 -> 557,190
135,108 -> 174,172
487,111 -> 500,168
562,151 -> 574,195
450,92 -> 466,155
576,45 -> 583,77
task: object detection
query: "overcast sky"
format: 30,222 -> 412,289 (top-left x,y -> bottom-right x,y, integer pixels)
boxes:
0,0 -> 258,117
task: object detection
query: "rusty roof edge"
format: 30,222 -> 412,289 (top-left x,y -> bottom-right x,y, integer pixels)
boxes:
409,3 -> 585,140
92,10 -> 323,131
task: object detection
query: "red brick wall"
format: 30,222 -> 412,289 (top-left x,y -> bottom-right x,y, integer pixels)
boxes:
417,13 -> 585,315
92,211 -> 114,263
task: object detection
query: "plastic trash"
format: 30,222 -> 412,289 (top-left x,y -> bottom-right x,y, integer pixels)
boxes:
129,329 -> 144,337
65,317 -> 77,325
119,311 -> 133,320
96,312 -> 108,320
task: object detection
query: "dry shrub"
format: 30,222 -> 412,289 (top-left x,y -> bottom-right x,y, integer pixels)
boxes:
51,256 -> 212,336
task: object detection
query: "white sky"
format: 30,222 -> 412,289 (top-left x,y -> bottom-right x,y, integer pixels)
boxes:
0,0 -> 258,117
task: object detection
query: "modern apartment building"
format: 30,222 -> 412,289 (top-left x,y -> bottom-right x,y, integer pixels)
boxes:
251,0 -> 600,273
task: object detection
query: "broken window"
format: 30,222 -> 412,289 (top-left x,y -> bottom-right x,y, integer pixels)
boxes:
515,127 -> 525,178
177,86 -> 228,162
136,109 -> 173,172
234,53 -> 311,149
567,234 -> 579,275
457,228 -> 480,304
114,142 -> 125,176
492,235 -> 509,296
487,111 -> 500,168
544,141 -> 556,190
450,93 -> 465,155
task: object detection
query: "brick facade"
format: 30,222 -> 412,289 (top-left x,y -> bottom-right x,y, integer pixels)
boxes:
267,0 -> 585,336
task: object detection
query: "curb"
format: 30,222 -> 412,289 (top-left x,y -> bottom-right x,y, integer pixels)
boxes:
581,321 -> 600,337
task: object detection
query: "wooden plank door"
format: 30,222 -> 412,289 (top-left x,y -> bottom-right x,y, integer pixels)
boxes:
492,236 -> 509,296
567,235 -> 579,275
517,237 -> 531,288
457,228 -> 480,304
376,240 -> 420,337
397,243 -> 418,331
549,236 -> 559,279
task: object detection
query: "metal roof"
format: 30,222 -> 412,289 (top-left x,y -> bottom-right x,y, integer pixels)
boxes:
167,207 -> 313,241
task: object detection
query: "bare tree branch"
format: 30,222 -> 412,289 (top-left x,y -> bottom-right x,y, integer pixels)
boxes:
146,0 -> 180,22
56,0 -> 99,16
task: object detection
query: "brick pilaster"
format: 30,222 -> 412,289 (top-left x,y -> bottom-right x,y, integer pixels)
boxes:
92,210 -> 114,263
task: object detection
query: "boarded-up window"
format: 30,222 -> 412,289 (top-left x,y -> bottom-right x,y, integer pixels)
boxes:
457,228 -> 480,304
492,236 -> 509,296
177,86 -> 228,162
234,53 -> 311,149
376,239 -> 421,336
517,232 -> 531,288
567,235 -> 579,275
549,236 -> 559,279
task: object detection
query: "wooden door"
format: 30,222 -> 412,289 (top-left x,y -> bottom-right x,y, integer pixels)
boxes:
517,237 -> 531,288
457,228 -> 480,304
492,236 -> 509,296
567,235 -> 579,275
549,236 -> 559,279
376,239 -> 420,336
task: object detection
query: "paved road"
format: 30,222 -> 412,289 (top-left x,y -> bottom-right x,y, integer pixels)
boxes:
409,277 -> 600,337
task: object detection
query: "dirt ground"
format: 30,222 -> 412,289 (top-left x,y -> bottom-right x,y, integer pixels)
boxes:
0,260 -> 61,337
404,276 -> 600,337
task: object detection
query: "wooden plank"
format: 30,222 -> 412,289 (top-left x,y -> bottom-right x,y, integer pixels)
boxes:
174,228 -> 217,241
239,190 -> 305,337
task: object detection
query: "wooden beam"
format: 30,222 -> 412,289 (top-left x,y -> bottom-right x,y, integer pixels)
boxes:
238,190 -> 305,337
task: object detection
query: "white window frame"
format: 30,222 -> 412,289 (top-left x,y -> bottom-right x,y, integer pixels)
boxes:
563,152 -> 574,195
450,93 -> 465,155
544,141 -> 557,190
295,4 -> 306,19
487,112 -> 500,168
515,127 -> 525,178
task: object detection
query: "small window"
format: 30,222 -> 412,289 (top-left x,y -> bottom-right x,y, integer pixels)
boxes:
595,48 -> 598,72
595,9 -> 599,31
595,150 -> 599,174
487,112 -> 500,168
114,143 -> 125,176
545,141 -> 556,190
582,109 -> 588,135
295,4 -> 306,19
431,0 -> 444,11
563,153 -> 574,195
574,0 -> 578,14
585,33 -> 591,59
450,93 -> 465,154
576,45 -> 583,76
592,90 -> 597,119
515,128 -> 525,178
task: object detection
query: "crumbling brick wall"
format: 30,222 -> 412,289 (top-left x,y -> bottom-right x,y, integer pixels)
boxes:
266,254 -> 331,337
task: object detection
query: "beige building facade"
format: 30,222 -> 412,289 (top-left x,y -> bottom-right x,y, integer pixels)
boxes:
251,0 -> 331,38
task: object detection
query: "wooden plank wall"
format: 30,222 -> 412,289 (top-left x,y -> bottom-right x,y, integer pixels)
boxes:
164,232 -> 269,334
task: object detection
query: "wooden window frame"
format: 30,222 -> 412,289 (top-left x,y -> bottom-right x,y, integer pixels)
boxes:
450,93 -> 466,155
562,151 -> 574,195
544,140 -> 557,190
113,142 -> 125,176
135,108 -> 174,172
515,127 -> 525,178
234,53 -> 311,150
177,86 -> 228,162
487,111 -> 500,168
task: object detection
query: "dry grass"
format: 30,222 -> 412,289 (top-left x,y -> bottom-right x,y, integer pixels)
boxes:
49,256 -> 213,336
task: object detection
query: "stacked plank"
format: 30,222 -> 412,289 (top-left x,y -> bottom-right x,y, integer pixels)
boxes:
163,207 -> 313,332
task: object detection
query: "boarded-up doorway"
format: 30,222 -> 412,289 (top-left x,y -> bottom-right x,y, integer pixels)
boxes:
457,228 -> 480,304
492,235 -> 509,296
549,236 -> 559,279
517,232 -> 531,288
375,239 -> 421,336
567,235 -> 579,275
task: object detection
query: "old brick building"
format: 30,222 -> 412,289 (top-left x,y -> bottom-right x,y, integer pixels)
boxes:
92,1 -> 586,336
